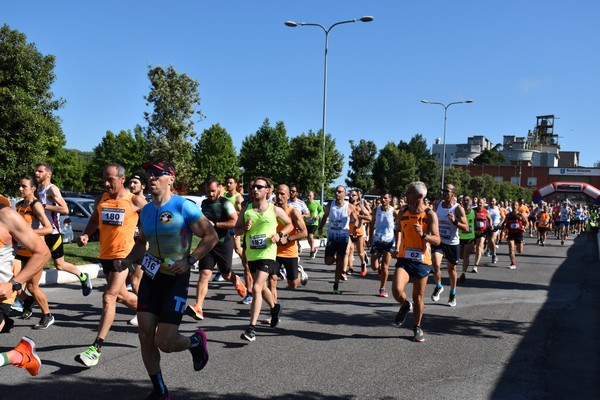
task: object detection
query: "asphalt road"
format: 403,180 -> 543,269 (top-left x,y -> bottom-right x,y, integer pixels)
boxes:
2,233 -> 599,400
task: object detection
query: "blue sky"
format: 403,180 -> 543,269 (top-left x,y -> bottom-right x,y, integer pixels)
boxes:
4,1 -> 600,181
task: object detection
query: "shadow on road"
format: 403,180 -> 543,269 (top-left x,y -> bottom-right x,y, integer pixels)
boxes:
490,236 -> 600,399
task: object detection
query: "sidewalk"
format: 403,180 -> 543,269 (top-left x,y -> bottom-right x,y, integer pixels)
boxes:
38,238 -> 326,287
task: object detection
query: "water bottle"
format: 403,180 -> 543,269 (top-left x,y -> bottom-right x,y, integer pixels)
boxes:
62,219 -> 74,243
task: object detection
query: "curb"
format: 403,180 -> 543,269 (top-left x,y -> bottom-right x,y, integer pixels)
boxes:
38,238 -> 328,287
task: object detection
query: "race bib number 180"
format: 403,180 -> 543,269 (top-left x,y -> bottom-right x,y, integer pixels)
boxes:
102,208 -> 125,226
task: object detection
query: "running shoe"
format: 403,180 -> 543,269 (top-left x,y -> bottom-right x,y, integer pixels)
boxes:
81,272 -> 92,296
145,390 -> 170,400
485,250 -> 490,257
234,276 -> 247,297
278,266 -> 287,280
561,240 -> 564,245
431,286 -> 444,302
77,345 -> 101,367
395,301 -> 412,326
185,304 -> 204,321
270,304 -> 282,328
413,326 -> 425,342
33,314 -> 54,330
492,254 -> 498,264
189,328 -> 209,371
128,315 -> 139,326
242,293 -> 252,305
298,265 -> 308,286
472,266 -> 479,274
341,273 -> 348,281
508,264 -> 517,270
241,326 -> 256,342
360,262 -> 367,277
448,293 -> 457,307
11,297 -> 24,313
14,336 -> 41,376
333,283 -> 341,295
310,249 -> 316,259
378,288 -> 388,298
21,296 -> 35,319
458,272 -> 466,284
346,268 -> 354,276
212,273 -> 226,282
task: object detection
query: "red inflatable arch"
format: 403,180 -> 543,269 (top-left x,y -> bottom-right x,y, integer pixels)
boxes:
532,182 -> 600,205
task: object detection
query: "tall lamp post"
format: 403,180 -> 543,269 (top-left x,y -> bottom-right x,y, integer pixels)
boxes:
285,16 -> 374,206
421,99 -> 474,192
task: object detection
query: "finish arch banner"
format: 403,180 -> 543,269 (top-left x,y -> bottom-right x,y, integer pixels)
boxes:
532,182 -> 600,204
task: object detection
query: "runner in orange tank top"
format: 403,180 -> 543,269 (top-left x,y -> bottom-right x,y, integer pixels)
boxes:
392,181 -> 440,342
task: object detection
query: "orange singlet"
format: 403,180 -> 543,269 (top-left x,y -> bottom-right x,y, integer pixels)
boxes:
398,208 -> 432,265
97,192 -> 138,259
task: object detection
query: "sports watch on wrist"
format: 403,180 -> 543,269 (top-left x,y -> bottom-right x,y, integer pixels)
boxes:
187,255 -> 197,266
9,279 -> 22,292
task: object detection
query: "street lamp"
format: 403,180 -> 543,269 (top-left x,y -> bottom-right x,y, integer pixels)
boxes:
285,16 -> 374,206
421,99 -> 474,192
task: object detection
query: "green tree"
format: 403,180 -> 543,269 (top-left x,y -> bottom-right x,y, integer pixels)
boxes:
0,24 -> 66,194
290,129 -> 344,194
346,139 -> 377,193
468,174 -> 499,200
398,134 -> 438,190
86,129 -> 147,191
239,119 -> 291,185
192,123 -> 238,189
373,142 -> 418,197
143,65 -> 203,193
49,149 -> 86,192
472,148 -> 505,165
443,167 -> 473,196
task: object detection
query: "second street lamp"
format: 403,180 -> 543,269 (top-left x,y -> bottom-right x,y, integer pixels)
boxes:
285,16 -> 374,207
421,99 -> 474,193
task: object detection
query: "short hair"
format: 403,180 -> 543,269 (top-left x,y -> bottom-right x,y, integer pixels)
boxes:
407,181 -> 427,198
36,162 -> 53,173
225,176 -> 237,183
380,188 -> 390,197
254,176 -> 273,189
21,175 -> 37,189
104,163 -> 125,177
205,177 -> 220,187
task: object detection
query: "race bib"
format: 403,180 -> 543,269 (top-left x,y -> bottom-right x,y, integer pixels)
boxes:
306,218 -> 315,224
510,222 -> 520,230
439,227 -> 451,239
476,221 -> 485,229
141,253 -> 161,279
250,234 -> 267,249
102,207 -> 125,226
406,247 -> 424,262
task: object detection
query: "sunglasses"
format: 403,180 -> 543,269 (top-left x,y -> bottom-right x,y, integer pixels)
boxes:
335,190 -> 345,194
253,184 -> 267,190
349,193 -> 357,197
145,169 -> 172,179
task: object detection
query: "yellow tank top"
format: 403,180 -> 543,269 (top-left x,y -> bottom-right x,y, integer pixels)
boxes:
276,205 -> 298,258
98,192 -> 138,259
398,207 -> 432,265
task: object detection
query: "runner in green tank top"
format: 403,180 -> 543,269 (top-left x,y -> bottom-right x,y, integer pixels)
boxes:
234,176 -> 293,342
458,196 -> 476,283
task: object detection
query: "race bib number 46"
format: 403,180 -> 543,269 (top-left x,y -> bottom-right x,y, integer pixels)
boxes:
102,208 -> 125,226
141,253 -> 161,279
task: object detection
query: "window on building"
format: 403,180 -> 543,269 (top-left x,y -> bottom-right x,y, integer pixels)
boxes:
527,177 -> 537,187
494,176 -> 503,183
510,176 -> 520,185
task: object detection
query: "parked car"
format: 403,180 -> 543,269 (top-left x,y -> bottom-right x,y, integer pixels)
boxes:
182,195 -> 207,209
59,197 -> 96,243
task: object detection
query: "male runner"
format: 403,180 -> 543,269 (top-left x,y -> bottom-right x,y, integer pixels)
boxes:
268,184 -> 308,304
458,196 -> 476,284
0,198 -> 51,375
305,190 -> 323,258
471,198 -> 492,274
486,198 -> 504,264
368,189 -> 398,298
34,162 -> 92,295
117,161 -> 217,399
392,182 -> 440,342
537,204 -> 552,246
76,163 -> 145,367
503,201 -> 529,269
235,177 -> 293,342
430,183 -> 468,307
347,189 -> 371,276
318,186 -> 359,294
186,177 -> 247,321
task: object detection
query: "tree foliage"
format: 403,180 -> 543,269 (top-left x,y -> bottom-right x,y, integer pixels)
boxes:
372,142 -> 418,197
85,129 -> 147,191
346,139 -> 377,193
472,148 -> 505,165
143,65 -> 203,193
0,24 -> 66,194
192,123 -> 238,189
398,134 -> 438,190
290,129 -> 344,195
239,118 -> 291,185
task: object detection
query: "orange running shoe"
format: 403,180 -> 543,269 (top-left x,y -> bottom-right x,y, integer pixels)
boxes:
185,304 -> 204,321
14,336 -> 41,376
234,276 -> 247,298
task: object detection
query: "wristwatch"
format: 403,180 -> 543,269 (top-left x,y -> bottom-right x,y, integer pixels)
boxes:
421,232 -> 428,239
9,279 -> 22,292
187,255 -> 197,266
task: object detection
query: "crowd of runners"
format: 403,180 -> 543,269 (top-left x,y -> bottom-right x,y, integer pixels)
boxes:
1,160 -> 599,400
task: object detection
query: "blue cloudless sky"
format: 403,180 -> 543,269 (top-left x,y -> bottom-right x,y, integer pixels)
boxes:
4,1 -> 600,181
